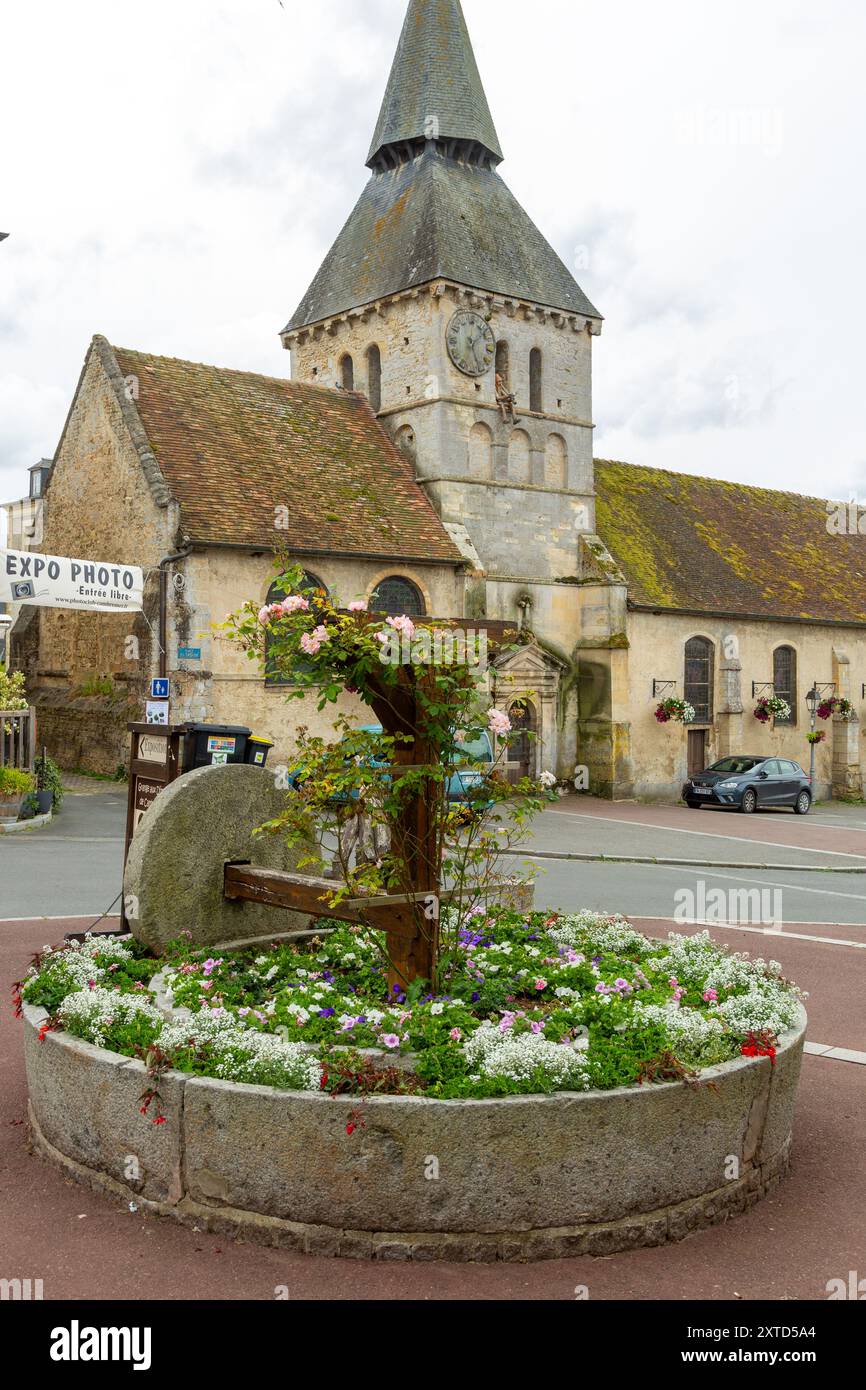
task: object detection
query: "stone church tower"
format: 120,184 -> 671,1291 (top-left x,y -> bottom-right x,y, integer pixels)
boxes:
282,0 -> 606,776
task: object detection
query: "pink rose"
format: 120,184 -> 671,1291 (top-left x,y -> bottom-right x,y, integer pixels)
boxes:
348,601 -> 368,612
487,709 -> 512,737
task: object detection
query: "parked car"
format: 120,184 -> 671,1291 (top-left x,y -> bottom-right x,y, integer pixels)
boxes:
682,756 -> 813,815
288,726 -> 495,809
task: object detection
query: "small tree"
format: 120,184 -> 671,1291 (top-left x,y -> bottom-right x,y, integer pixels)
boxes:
222,568 -> 549,992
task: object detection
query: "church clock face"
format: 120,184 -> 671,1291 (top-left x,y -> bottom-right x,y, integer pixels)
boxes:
446,310 -> 495,377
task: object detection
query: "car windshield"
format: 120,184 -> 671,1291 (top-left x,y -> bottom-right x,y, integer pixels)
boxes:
453,733 -> 492,764
708,757 -> 764,775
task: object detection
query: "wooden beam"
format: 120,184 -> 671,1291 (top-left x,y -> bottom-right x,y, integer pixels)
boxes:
223,865 -> 422,940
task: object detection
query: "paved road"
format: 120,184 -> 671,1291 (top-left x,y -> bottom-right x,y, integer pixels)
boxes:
2,788 -> 865,926
0,788 -> 126,921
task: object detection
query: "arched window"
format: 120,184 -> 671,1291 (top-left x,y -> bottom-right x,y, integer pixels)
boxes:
394,424 -> 416,459
545,434 -> 568,489
265,572 -> 326,686
340,354 -> 354,391
371,576 -> 426,618
509,428 -> 531,484
495,340 -> 510,387
366,345 -> 382,412
505,700 -> 538,783
468,421 -> 494,478
773,646 -> 797,725
684,637 -> 714,724
529,348 -> 543,413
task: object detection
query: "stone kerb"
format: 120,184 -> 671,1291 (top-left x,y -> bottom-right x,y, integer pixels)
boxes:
23,1002 -> 806,1262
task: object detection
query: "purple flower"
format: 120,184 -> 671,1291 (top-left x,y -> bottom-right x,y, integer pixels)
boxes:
319,1008 -> 335,1019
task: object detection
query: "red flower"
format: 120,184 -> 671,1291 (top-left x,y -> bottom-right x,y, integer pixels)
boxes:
346,1122 -> 355,1136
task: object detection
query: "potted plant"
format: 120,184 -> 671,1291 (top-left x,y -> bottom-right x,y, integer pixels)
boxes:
33,748 -> 64,815
0,767 -> 35,817
807,730 -> 826,746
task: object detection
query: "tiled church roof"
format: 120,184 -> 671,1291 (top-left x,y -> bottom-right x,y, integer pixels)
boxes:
284,149 -> 601,332
595,459 -> 866,624
110,344 -> 461,563
284,0 -> 600,333
367,0 -> 503,168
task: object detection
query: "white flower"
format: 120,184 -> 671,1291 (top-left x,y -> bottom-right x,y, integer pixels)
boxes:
430,1002 -> 445,1016
464,1021 -> 591,1090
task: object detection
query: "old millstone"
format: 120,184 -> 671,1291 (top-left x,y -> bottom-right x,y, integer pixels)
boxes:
124,763 -> 311,953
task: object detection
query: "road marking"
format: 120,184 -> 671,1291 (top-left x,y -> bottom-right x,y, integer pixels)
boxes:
635,915 -> 866,948
544,810 -> 866,862
0,914 -> 120,924
696,864 -> 866,906
0,837 -> 124,844
510,848 -> 866,873
805,1042 -> 866,1064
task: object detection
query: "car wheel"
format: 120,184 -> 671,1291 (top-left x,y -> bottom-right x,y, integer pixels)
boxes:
740,788 -> 757,815
685,800 -> 702,810
795,790 -> 812,816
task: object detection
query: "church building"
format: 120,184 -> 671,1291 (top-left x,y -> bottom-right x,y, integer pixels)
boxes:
13,0 -> 866,802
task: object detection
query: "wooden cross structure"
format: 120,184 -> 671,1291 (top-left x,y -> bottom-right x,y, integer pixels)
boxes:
224,666 -> 448,993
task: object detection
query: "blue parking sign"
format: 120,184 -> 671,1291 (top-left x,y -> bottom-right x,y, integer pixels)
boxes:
150,678 -> 170,701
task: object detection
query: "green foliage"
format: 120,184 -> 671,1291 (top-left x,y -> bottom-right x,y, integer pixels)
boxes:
75,669 -> 117,695
0,766 -> 34,798
219,565 -> 546,988
34,751 -> 64,809
0,667 -> 29,711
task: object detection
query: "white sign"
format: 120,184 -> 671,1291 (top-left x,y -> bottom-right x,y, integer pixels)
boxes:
146,701 -> 170,726
138,735 -> 168,767
0,547 -> 144,613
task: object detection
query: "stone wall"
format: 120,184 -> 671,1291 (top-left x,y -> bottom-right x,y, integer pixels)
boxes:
23,340 -> 178,771
615,611 -> 866,800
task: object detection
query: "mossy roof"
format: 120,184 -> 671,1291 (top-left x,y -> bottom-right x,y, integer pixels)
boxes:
594,459 -> 866,624
284,148 -> 601,332
111,345 -> 461,563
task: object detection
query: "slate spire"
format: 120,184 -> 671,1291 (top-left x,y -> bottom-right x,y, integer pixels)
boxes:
367,0 -> 503,170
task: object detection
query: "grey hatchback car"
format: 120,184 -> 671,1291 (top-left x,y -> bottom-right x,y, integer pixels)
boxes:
682,756 -> 812,815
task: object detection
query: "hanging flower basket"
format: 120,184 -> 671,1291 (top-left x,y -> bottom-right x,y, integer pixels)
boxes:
806,730 -> 826,746
655,697 -> 695,725
754,695 -> 791,725
818,696 -> 855,722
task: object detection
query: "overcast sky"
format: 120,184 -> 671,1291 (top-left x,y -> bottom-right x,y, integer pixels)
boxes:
2,0 -> 865,531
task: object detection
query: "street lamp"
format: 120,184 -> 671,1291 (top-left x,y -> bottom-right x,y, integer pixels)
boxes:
805,685 -> 820,788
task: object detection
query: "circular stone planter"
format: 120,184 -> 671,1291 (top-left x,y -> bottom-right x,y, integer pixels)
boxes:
22,999 -> 806,1262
